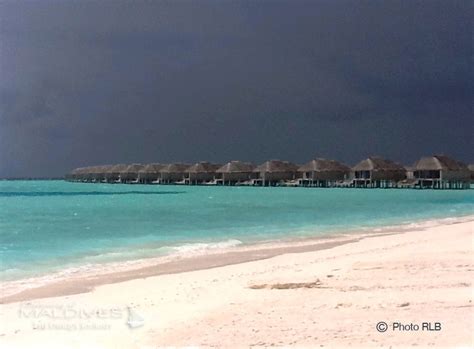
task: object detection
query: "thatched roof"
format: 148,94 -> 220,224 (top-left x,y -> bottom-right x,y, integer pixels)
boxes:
70,167 -> 86,175
216,161 -> 255,173
85,167 -> 96,173
298,158 -> 350,173
89,165 -> 112,174
82,166 -> 96,175
87,166 -> 98,174
121,164 -> 144,174
413,155 -> 468,171
254,160 -> 298,173
186,161 -> 221,173
160,163 -> 191,173
106,164 -> 128,173
353,157 -> 405,172
138,163 -> 164,174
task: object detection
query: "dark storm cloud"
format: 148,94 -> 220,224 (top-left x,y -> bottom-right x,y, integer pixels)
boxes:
0,0 -> 472,177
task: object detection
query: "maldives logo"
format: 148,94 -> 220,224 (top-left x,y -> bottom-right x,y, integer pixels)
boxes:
17,303 -> 145,330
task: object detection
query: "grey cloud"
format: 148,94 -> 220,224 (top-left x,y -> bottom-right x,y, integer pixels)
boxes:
0,0 -> 472,177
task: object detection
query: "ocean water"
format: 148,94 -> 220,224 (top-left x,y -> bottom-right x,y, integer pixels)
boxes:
0,180 -> 473,281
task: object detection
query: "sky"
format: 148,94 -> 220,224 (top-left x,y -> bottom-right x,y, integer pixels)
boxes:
0,0 -> 472,178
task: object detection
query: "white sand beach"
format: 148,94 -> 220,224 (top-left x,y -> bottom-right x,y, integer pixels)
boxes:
0,218 -> 472,348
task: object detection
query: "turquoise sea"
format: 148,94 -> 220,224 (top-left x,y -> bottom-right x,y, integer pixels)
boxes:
0,180 -> 473,282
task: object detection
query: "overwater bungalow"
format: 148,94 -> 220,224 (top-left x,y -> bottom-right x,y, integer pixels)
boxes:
216,161 -> 256,185
66,165 -> 106,182
352,157 -> 406,188
160,163 -> 190,184
89,165 -> 111,183
412,155 -> 470,189
79,167 -> 93,182
298,158 -> 351,187
253,160 -> 298,186
105,164 -> 128,183
185,162 -> 221,185
69,166 -> 87,182
138,163 -> 165,184
65,155 -> 470,190
120,164 -> 144,183
81,166 -> 96,182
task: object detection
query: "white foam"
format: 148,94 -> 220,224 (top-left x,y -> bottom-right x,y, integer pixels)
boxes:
171,239 -> 243,255
0,239 -> 244,297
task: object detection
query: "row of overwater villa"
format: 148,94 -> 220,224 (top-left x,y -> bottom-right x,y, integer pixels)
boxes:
65,155 -> 473,189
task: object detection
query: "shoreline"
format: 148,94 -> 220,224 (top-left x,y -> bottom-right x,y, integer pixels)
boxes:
0,215 -> 472,347
1,214 -> 473,304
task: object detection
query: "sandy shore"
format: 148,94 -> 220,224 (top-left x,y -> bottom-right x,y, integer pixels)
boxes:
0,218 -> 472,348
